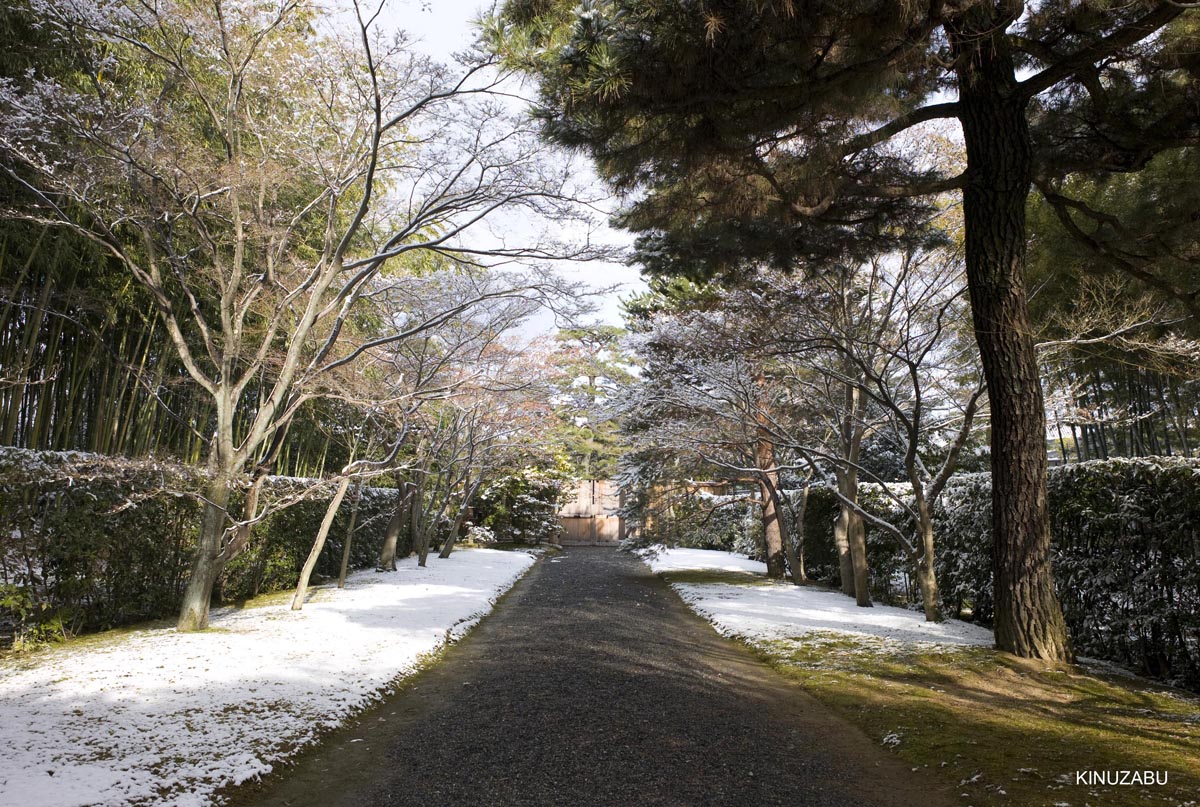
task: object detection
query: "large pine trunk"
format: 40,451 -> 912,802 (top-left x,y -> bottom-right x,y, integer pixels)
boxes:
951,18 -> 1071,661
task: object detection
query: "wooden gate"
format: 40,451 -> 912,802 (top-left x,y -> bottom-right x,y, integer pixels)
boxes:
558,479 -> 624,546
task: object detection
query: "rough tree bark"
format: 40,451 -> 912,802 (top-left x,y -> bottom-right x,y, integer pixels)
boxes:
949,12 -> 1071,660
378,481 -> 414,571
773,483 -> 805,585
177,469 -> 233,631
786,484 -> 810,584
439,480 -> 482,559
832,497 -> 855,596
835,381 -> 872,607
914,497 -> 943,622
755,431 -> 787,579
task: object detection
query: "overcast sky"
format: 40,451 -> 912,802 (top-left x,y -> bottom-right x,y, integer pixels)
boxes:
377,0 -> 645,336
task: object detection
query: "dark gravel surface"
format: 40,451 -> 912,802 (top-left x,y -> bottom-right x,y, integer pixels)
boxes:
239,548 -> 955,807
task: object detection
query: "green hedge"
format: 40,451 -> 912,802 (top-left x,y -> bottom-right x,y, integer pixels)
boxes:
0,449 -> 400,647
663,494 -> 765,558
789,485 -> 913,604
935,459 -> 1200,689
652,458 -> 1200,688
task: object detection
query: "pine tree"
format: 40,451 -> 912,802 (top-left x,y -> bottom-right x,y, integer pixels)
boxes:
495,0 -> 1199,660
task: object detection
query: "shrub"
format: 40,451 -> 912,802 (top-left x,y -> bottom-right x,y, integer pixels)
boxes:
474,466 -> 572,544
0,449 -> 401,647
932,473 -> 994,623
785,486 -> 839,583
784,485 -> 910,602
629,491 -> 768,558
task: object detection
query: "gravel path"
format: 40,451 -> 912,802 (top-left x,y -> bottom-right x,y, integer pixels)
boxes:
237,548 -> 955,807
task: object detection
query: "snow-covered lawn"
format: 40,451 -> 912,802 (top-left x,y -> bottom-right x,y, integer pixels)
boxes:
0,548 -> 536,807
642,547 -> 993,648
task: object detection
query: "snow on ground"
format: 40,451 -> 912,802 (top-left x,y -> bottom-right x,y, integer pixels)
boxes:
642,547 -> 994,648
0,548 -> 536,807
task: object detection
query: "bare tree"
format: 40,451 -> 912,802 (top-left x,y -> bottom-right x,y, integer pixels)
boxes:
623,250 -> 986,620
0,0 -> 602,628
762,253 -> 986,621
289,267 -> 570,605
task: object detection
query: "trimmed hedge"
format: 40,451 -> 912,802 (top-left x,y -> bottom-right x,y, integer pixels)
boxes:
936,458 -> 1200,689
787,485 -> 912,603
0,449 -> 401,647
788,460 -> 1200,688
653,458 -> 1200,688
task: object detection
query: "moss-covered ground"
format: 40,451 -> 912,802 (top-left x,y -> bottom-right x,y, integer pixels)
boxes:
754,634 -> 1199,806
661,566 -> 1200,807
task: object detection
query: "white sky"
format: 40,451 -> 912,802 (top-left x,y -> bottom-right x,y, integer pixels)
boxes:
376,0 -> 645,335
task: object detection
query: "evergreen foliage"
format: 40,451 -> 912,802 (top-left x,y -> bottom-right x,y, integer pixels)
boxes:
548,325 -> 633,478
639,458 -> 1200,687
0,449 -> 401,648
497,0 -> 1200,661
935,458 -> 1200,688
473,465 -> 573,544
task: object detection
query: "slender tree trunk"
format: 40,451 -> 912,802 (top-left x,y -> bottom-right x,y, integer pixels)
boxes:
412,476 -> 433,567
1168,378 -> 1192,457
291,476 -> 352,610
780,485 -> 808,585
4,273 -> 52,445
438,521 -> 461,558
950,16 -> 1071,661
1094,373 -> 1112,458
794,484 -> 809,582
757,480 -> 786,578
846,495 -> 871,607
177,469 -> 233,631
378,481 -> 413,571
1156,379 -> 1173,456
833,371 -> 871,604
417,522 -> 433,566
841,395 -> 872,605
215,472 -> 266,568
832,500 -> 855,594
755,431 -> 786,578
440,480 -> 482,559
337,484 -> 362,588
914,498 -> 943,622
751,372 -> 787,578
833,468 -> 871,603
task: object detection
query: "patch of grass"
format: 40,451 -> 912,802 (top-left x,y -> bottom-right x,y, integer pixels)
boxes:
230,586 -> 320,610
486,541 -> 563,556
0,617 -> 175,669
747,632 -> 1200,807
1,585 -> 319,667
662,569 -> 774,587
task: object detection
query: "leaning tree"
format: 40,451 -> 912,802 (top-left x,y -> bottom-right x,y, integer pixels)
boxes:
496,0 -> 1199,660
